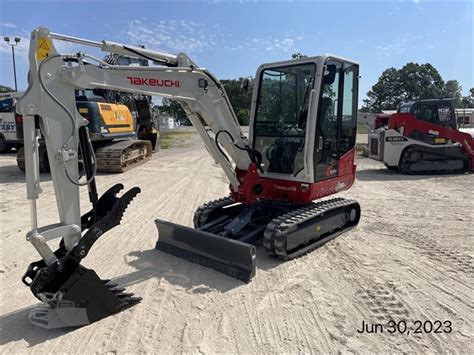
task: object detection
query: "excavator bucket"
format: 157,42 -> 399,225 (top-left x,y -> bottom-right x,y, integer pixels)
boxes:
27,266 -> 141,329
22,184 -> 142,329
155,220 -> 256,282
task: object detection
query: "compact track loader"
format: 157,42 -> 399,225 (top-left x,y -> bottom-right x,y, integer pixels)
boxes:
368,99 -> 474,174
18,27 -> 361,328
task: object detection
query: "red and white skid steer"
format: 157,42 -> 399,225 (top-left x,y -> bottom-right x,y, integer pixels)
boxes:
368,98 -> 474,174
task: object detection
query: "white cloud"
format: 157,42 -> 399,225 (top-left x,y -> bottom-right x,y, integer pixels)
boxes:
0,22 -> 16,28
0,33 -> 85,62
124,19 -> 221,54
374,33 -> 439,59
123,18 -> 303,56
0,35 -> 30,59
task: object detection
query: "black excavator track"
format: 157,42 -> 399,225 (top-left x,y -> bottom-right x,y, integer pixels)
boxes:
399,145 -> 469,175
156,196 -> 360,282
193,196 -> 237,228
263,198 -> 361,260
17,145 -> 50,173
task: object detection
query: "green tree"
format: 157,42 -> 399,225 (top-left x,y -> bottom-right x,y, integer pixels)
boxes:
367,67 -> 402,112
360,99 -> 371,113
221,78 -> 254,125
367,63 -> 447,112
157,79 -> 254,126
0,84 -> 15,93
461,88 -> 474,108
398,63 -> 444,100
236,109 -> 250,125
160,98 -> 190,125
441,80 -> 462,108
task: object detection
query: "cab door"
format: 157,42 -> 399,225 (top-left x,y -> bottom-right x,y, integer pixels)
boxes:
314,60 -> 358,181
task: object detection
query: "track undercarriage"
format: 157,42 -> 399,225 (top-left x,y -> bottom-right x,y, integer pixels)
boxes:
94,139 -> 153,173
399,145 -> 469,174
17,139 -> 153,174
156,196 -> 361,282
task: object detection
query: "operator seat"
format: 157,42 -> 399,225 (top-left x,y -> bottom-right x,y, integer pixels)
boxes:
420,108 -> 433,123
318,97 -> 333,133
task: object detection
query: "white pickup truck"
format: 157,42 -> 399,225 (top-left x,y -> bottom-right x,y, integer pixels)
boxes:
0,92 -> 23,153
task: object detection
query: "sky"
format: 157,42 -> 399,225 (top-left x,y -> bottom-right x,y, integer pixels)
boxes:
0,0 -> 473,105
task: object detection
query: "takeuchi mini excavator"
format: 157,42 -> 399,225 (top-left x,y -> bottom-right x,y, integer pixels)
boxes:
18,27 -> 361,329
368,98 -> 474,174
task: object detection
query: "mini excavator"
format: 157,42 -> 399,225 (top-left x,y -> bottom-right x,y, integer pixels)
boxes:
17,27 -> 361,328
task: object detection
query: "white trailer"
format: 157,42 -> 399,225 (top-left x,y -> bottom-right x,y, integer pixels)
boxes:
0,92 -> 23,153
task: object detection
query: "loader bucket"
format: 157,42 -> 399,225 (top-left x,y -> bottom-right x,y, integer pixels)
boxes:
155,219 -> 256,282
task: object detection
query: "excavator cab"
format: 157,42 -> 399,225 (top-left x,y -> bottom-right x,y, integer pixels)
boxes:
250,57 -> 359,185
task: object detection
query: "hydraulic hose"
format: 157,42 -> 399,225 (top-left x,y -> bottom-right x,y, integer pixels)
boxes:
38,54 -> 97,186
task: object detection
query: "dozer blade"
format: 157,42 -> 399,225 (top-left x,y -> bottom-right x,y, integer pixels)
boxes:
155,220 -> 256,282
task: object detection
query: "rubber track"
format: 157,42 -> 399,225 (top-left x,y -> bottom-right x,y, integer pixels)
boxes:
193,196 -> 300,228
263,197 -> 359,260
17,145 -> 50,173
193,196 -> 235,228
399,146 -> 468,175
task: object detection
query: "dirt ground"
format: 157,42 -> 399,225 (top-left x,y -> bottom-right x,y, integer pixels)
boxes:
0,132 -> 472,353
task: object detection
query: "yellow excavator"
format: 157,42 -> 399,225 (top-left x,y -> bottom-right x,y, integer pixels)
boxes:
17,89 -> 156,173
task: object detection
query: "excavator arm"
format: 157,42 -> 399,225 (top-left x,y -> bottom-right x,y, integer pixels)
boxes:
18,27 -> 257,256
17,27 -> 254,328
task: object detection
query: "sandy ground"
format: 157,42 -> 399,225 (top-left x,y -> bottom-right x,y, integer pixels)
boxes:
0,132 -> 473,353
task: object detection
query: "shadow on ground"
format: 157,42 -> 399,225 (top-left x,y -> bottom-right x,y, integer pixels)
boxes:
0,306 -> 70,347
0,243 -> 321,346
0,164 -> 52,184
114,247 -> 282,294
356,168 -> 464,182
0,163 -> 114,184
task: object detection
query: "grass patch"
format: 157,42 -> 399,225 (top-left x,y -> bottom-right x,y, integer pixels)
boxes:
356,143 -> 369,157
357,122 -> 369,134
159,131 -> 195,149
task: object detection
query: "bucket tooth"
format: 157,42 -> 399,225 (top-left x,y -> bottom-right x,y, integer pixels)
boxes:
23,184 -> 142,329
28,266 -> 141,329
109,287 -> 126,293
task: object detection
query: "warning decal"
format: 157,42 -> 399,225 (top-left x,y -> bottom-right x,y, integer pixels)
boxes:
36,36 -> 52,61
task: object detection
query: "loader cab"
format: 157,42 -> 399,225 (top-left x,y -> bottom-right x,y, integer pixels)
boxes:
250,56 -> 359,184
75,89 -> 136,141
398,99 -> 457,129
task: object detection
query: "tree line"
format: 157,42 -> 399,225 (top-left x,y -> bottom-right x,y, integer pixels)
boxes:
3,58 -> 472,124
159,78 -> 254,126
364,63 -> 473,112
159,58 -> 473,125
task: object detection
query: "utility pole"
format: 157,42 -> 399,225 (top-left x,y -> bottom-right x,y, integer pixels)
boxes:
3,36 -> 21,91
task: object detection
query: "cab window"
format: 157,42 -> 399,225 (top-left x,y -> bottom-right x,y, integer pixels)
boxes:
0,98 -> 14,113
253,63 -> 316,175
